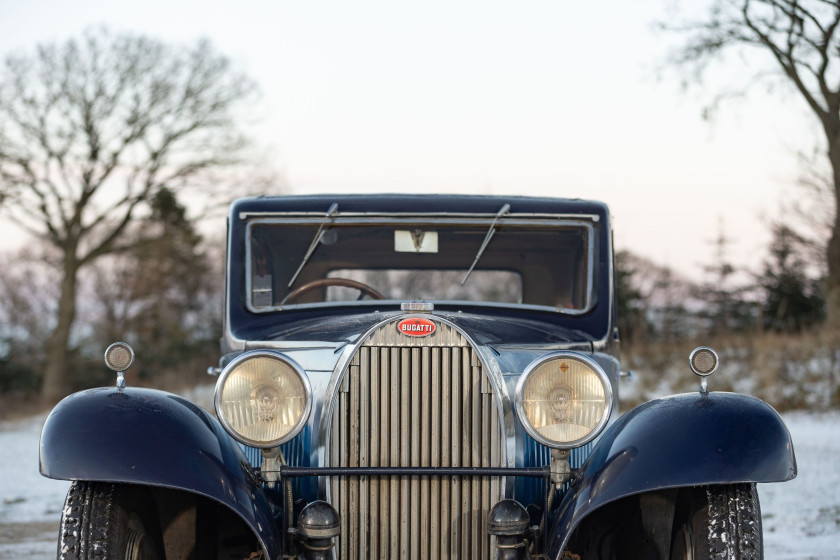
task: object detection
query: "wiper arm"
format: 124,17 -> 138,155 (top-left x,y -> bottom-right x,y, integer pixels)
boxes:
461,203 -> 510,286
288,203 -> 339,288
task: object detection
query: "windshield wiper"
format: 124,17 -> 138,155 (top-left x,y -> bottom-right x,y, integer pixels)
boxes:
461,203 -> 510,286
288,203 -> 339,288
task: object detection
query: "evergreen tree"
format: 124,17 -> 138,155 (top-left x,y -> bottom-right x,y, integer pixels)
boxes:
614,250 -> 648,343
699,219 -> 754,334
86,189 -> 223,387
760,224 -> 824,332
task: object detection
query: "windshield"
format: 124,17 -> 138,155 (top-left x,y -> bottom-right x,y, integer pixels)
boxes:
246,218 -> 594,313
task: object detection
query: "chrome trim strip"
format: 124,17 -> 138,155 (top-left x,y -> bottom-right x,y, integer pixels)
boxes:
243,218 -> 597,315
244,216 -> 597,229
243,341 -> 347,351
240,211 -> 601,222
251,299 -> 595,316
222,209 -> 243,356
276,466 -> 550,477
583,221 -> 597,311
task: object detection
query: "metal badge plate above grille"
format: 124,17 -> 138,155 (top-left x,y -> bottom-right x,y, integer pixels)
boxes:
396,317 -> 437,337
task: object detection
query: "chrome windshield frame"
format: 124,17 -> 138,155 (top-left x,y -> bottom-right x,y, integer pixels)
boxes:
243,213 -> 598,316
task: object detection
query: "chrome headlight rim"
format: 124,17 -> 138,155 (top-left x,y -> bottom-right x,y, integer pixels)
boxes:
514,351 -> 614,450
214,350 -> 313,448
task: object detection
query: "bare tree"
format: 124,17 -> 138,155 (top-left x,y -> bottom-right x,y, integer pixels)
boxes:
0,248 -> 57,365
663,0 -> 840,326
0,250 -> 57,405
0,28 -> 259,401
788,148 -> 836,272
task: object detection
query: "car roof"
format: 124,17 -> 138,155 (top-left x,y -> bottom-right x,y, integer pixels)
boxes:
230,193 -> 609,219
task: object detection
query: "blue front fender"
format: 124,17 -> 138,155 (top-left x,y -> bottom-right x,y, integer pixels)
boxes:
39,387 -> 281,559
546,391 -> 796,557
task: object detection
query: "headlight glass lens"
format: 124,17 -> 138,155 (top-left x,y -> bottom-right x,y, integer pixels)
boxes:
516,353 -> 612,448
215,352 -> 311,447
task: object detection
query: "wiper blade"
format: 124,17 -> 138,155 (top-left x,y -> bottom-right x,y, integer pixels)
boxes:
288,203 -> 339,288
461,203 -> 510,286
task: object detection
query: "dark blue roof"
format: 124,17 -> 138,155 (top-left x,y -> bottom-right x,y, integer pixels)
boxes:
230,194 -> 609,218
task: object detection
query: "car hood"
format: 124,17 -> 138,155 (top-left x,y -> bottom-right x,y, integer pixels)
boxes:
244,309 -> 597,348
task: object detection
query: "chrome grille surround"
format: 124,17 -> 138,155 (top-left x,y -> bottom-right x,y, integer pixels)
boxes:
323,316 -> 508,560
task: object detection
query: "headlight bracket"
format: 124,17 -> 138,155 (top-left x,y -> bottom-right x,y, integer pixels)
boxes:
550,449 -> 571,488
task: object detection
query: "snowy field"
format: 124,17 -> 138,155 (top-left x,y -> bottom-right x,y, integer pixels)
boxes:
0,407 -> 837,559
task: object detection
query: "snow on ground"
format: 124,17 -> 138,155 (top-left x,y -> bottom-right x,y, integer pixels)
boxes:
0,415 -> 69,524
0,404 -> 837,558
0,415 -> 69,560
760,410 -> 840,560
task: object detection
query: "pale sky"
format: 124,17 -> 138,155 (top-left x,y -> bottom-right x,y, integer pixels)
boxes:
0,0 -> 822,280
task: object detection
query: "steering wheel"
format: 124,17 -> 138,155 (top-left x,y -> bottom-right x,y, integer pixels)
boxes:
281,278 -> 385,305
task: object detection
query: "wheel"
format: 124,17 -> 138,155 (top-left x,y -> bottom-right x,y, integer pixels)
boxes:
57,481 -> 163,560
281,277 -> 385,304
669,483 -> 763,560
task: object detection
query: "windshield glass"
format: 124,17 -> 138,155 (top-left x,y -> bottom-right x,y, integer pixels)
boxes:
247,219 -> 594,313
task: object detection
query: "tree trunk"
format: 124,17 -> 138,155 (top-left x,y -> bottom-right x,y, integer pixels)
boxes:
825,138 -> 840,332
827,142 -> 840,407
41,258 -> 79,403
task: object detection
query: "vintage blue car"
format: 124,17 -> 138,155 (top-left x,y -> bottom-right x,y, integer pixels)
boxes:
40,195 -> 796,560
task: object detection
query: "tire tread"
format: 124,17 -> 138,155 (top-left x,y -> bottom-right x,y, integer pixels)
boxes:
705,484 -> 762,560
58,482 -> 120,560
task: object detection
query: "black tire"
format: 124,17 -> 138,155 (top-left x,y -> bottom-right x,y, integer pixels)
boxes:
57,481 -> 164,560
670,483 -> 763,560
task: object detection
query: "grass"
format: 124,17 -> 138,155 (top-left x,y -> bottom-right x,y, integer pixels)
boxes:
620,329 -> 840,411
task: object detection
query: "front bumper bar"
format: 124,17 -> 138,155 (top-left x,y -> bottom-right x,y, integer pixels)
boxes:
273,466 -> 553,478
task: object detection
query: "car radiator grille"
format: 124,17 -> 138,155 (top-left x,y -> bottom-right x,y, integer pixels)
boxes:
328,320 -> 503,560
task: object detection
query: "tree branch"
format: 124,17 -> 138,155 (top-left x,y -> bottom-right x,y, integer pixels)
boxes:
741,0 -> 830,120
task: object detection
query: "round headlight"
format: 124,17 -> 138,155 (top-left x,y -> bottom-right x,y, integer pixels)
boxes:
515,352 -> 613,449
214,351 -> 312,448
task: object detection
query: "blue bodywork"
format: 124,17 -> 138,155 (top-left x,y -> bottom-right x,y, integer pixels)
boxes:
39,387 -> 283,560
38,384 -> 796,559
546,390 -> 796,557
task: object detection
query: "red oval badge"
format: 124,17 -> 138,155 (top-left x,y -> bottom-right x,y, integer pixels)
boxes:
397,318 -> 436,337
